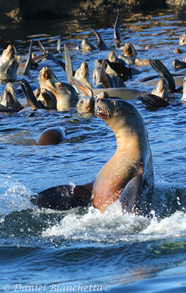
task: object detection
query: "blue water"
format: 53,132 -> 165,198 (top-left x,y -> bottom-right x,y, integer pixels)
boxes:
0,8 -> 186,293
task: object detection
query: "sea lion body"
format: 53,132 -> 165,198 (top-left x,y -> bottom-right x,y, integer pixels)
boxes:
0,44 -> 21,81
93,97 -> 154,213
0,82 -> 23,112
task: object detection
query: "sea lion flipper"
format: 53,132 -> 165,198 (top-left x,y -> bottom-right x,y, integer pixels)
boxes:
149,59 -> 175,92
71,76 -> 93,97
64,44 -> 74,84
139,94 -> 169,109
22,39 -> 33,75
119,174 -> 143,213
31,183 -> 92,210
38,40 -> 47,54
21,79 -> 41,110
114,11 -> 121,48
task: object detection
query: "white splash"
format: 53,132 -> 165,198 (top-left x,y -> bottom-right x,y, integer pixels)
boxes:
0,174 -> 34,218
42,207 -> 186,243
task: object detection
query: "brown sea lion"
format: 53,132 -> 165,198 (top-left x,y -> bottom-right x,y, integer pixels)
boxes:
32,95 -> 153,215
92,97 -> 154,213
36,128 -> 65,146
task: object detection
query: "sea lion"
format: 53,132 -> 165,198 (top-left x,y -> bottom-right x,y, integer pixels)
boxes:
36,127 -> 65,146
0,44 -> 21,81
139,78 -> 170,109
72,76 -> 148,100
81,39 -> 96,52
93,97 -> 154,213
178,31 -> 186,46
119,42 -> 137,66
76,96 -> 95,115
74,62 -> 92,89
32,95 -> 154,215
38,66 -> 78,111
0,82 -> 23,112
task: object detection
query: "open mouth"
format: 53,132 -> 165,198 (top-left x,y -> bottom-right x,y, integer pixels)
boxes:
96,105 -> 110,117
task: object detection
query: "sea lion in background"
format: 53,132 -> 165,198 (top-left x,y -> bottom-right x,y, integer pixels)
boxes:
74,62 -> 92,89
71,76 -> 148,100
93,97 -> 154,214
31,95 -> 154,215
178,31 -> 186,46
81,39 -> 97,52
119,42 -> 137,66
0,82 -> 23,112
76,96 -> 95,115
36,127 -> 65,146
0,44 -> 21,81
38,66 -> 78,111
139,78 -> 170,109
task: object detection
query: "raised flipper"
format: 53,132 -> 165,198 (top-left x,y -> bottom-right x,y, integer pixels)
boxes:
107,59 -> 132,81
139,94 -> 170,110
21,79 -> 42,110
57,38 -> 61,53
22,39 -> 33,75
64,43 -> 74,84
38,40 -> 65,70
31,183 -> 93,210
71,76 -> 94,97
114,11 -> 121,48
99,60 -> 112,88
92,29 -> 109,50
149,59 -> 175,92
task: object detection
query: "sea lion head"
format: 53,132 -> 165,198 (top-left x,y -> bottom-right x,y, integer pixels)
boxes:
39,66 -> 55,82
76,96 -> 95,114
107,51 -> 117,62
95,96 -> 143,133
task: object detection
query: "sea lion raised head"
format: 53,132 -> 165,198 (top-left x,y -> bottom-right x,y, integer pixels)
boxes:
93,97 -> 154,213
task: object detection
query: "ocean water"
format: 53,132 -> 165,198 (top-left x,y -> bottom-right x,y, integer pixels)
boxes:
0,8 -> 186,292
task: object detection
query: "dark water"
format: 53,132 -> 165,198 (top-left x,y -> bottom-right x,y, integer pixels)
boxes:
0,8 -> 186,293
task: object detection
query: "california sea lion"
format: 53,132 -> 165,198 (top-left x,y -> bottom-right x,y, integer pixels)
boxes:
32,95 -> 153,215
0,44 -> 21,81
92,97 -> 154,213
38,66 -> 78,111
36,128 -> 65,146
